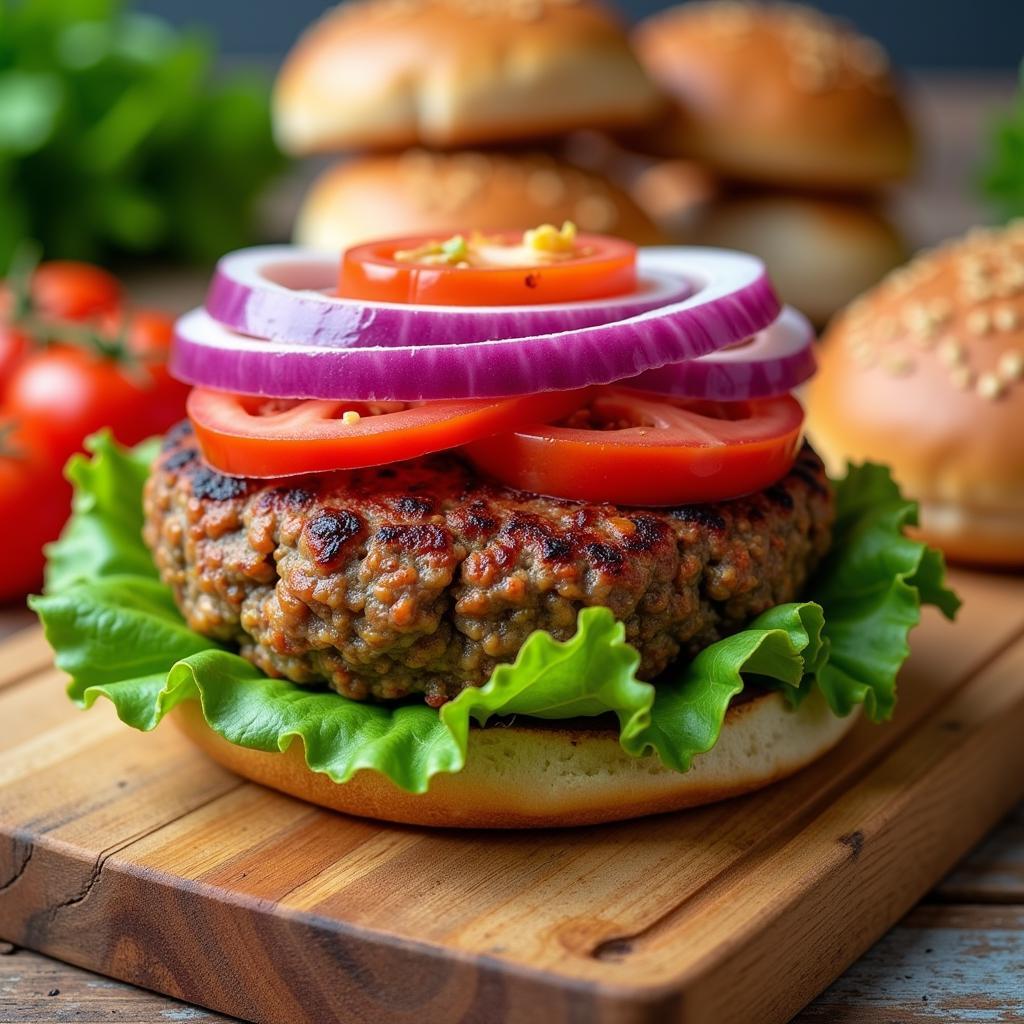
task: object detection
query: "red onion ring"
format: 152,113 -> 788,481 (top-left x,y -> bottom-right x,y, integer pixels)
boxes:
205,245 -> 694,348
172,248 -> 781,401
625,306 -> 816,400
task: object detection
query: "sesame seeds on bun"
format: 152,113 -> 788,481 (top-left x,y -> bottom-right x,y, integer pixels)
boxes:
633,1 -> 914,190
274,0 -> 661,155
807,223 -> 1024,566
294,150 -> 666,250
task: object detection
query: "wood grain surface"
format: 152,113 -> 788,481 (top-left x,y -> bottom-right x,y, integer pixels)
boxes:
935,803 -> 1024,906
1,568 -> 1023,1023
794,905 -> 1024,1023
0,944 -> 236,1023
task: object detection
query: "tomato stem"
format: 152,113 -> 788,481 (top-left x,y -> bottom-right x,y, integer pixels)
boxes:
3,243 -> 148,379
0,420 -> 27,461
6,240 -> 42,323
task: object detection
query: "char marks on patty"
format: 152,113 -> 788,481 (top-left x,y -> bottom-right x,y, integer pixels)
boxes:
144,425 -> 835,705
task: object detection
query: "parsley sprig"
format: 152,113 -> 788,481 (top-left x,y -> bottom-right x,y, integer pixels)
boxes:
980,63 -> 1024,221
0,0 -> 285,273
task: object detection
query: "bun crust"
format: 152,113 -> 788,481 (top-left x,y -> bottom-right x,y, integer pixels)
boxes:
681,193 -> 906,326
633,2 -> 914,189
170,688 -> 857,828
274,0 -> 660,154
807,223 -> 1024,566
294,150 -> 666,250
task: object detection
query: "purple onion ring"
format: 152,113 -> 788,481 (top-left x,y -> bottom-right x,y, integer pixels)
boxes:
625,306 -> 816,400
205,245 -> 694,348
172,247 -> 781,401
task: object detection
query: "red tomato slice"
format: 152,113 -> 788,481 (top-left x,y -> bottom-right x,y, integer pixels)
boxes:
463,389 -> 805,506
338,233 -> 636,306
188,388 -> 590,477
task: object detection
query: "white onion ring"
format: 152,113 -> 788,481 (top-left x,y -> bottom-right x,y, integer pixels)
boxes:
172,248 -> 781,401
205,245 -> 694,348
625,306 -> 817,400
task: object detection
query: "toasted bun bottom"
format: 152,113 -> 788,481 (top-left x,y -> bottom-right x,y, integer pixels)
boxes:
913,500 -> 1024,568
170,687 -> 857,829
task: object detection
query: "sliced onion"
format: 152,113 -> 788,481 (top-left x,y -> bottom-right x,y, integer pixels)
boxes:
625,306 -> 816,400
173,248 -> 781,401
205,245 -> 694,348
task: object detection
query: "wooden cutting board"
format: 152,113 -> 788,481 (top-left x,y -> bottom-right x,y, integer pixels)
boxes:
1,567 -> 1023,1024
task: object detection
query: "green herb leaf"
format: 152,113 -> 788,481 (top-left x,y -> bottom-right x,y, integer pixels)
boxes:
0,1 -> 284,271
0,71 -> 63,154
980,63 -> 1024,221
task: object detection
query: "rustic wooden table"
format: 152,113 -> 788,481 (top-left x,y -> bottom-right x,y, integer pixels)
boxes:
2,74 -> 1022,1023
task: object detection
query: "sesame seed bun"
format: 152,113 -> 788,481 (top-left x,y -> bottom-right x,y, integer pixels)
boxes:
170,687 -> 857,828
274,0 -> 661,155
293,150 -> 666,250
632,2 -> 914,190
806,223 -> 1024,567
628,157 -> 719,232
678,192 -> 907,326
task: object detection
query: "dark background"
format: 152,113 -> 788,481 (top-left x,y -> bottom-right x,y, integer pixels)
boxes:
137,0 -> 1023,71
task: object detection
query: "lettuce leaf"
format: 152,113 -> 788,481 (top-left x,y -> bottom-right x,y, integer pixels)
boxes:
44,434 -> 161,593
814,463 -> 960,719
30,433 -> 958,793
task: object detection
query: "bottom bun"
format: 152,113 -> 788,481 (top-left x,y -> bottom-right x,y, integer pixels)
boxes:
913,500 -> 1024,568
170,687 -> 857,828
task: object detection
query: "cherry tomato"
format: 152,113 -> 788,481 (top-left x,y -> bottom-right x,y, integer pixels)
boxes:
99,306 -> 175,359
0,419 -> 72,601
5,345 -> 189,459
96,307 -> 188,434
463,389 -> 805,506
125,307 -> 174,358
187,387 -> 590,477
31,261 -> 122,321
339,233 -> 637,306
0,325 -> 30,392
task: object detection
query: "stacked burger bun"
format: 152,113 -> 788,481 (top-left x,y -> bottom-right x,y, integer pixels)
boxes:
807,223 -> 1024,567
274,0 -> 666,249
631,1 -> 915,324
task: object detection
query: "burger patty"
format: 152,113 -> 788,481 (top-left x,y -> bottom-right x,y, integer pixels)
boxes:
144,423 -> 835,706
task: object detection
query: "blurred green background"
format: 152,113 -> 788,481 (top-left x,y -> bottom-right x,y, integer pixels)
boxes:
0,0 -> 284,273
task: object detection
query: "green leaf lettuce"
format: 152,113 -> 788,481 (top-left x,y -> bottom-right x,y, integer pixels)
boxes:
31,434 -> 958,794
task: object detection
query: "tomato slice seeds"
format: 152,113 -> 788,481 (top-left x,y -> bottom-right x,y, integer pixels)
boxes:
189,384 -> 804,506
338,232 -> 637,307
463,390 -> 805,506
187,387 -> 590,478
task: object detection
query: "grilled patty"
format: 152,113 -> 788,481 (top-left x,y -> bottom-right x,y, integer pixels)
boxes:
144,423 -> 835,706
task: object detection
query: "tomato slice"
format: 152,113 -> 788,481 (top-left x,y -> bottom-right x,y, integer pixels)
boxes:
338,233 -> 636,306
463,389 -> 805,506
188,388 -> 589,477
